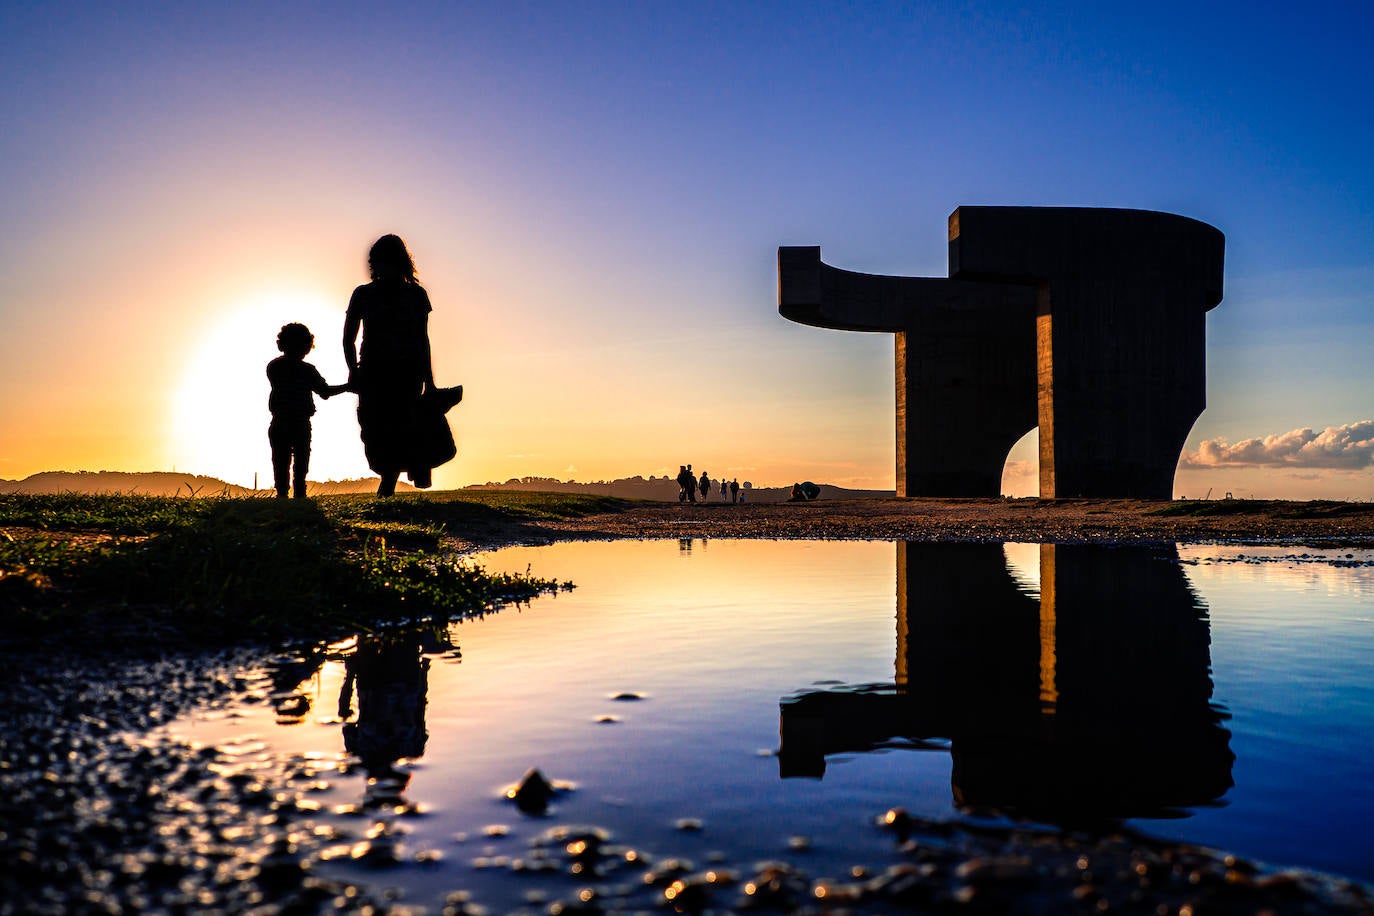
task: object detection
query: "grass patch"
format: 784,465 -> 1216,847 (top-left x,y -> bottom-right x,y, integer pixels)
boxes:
1,494 -> 582,645
0,492 -> 215,533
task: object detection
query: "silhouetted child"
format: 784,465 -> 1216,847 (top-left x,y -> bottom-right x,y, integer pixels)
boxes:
267,323 -> 349,499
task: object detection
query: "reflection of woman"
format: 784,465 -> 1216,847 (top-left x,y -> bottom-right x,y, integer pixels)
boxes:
338,634 -> 430,768
343,235 -> 436,497
338,633 -> 430,811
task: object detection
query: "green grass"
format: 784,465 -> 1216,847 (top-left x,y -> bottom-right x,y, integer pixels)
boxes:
0,492 -> 216,533
0,493 -> 609,644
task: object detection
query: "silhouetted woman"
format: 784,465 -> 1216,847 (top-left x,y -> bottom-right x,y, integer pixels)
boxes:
344,235 -> 435,496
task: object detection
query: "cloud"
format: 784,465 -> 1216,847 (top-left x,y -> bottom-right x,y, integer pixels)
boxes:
1002,459 -> 1037,478
1182,421 -> 1374,470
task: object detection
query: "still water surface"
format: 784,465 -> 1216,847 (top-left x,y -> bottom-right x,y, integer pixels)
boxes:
168,539 -> 1374,906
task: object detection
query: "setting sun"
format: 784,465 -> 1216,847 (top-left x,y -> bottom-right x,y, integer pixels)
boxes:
168,292 -> 364,489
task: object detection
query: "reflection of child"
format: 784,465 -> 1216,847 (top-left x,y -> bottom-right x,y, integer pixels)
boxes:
267,323 -> 349,499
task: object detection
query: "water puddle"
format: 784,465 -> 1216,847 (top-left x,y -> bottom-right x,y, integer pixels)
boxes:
160,539 -> 1374,909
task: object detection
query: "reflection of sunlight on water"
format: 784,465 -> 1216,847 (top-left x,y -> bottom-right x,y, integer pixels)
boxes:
1002,542 -> 1041,595
159,539 -> 1374,898
1179,545 -> 1374,605
474,538 -> 897,614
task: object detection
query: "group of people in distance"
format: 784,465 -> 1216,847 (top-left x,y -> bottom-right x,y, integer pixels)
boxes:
676,465 -> 742,504
266,234 -> 446,500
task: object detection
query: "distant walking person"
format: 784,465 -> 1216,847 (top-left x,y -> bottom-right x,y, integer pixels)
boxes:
267,323 -> 348,499
676,464 -> 693,502
699,470 -> 712,502
686,464 -> 698,503
344,235 -> 437,497
730,478 -> 740,503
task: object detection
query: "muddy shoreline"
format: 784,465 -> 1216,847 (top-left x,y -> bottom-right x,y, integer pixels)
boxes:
5,498 -> 1374,913
445,496 -> 1374,553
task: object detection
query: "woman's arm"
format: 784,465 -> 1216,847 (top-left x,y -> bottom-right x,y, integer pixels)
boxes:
418,286 -> 435,390
343,289 -> 362,376
421,313 -> 435,390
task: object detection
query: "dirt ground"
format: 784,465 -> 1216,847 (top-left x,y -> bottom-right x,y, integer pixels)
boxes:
461,497 -> 1374,550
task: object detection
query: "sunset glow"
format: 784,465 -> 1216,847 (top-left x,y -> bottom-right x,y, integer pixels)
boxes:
169,292 -> 360,488
3,4 -> 1373,497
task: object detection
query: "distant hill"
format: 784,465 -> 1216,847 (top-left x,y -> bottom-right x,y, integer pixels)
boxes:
0,470 -> 890,502
463,475 -> 894,502
0,471 -> 411,497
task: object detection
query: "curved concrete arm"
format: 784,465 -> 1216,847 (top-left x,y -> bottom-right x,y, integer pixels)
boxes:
778,246 -> 1036,332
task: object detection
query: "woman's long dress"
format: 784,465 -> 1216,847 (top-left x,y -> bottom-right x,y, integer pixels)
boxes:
346,280 -> 432,477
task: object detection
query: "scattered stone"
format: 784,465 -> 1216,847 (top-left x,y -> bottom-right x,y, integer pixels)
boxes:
505,768 -> 555,814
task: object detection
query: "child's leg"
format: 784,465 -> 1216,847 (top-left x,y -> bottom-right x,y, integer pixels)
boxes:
269,421 -> 291,498
292,422 -> 312,499
377,470 -> 399,497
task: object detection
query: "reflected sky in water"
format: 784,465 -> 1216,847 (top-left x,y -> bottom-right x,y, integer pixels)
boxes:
168,539 -> 1374,905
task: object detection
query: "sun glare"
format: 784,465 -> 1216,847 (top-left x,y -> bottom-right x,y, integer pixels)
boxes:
169,293 -> 367,488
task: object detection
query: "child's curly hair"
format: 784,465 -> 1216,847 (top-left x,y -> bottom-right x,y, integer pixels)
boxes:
276,322 -> 315,358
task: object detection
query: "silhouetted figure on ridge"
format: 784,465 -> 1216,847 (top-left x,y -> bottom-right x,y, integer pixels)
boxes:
676,464 -> 693,502
730,478 -> 740,503
685,464 -> 698,503
266,323 -> 348,499
343,234 -> 443,497
699,470 -> 712,501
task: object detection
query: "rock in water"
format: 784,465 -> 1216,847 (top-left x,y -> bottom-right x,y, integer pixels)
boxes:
510,767 -> 555,814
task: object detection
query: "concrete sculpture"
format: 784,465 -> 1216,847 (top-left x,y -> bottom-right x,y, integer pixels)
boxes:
779,207 -> 1225,498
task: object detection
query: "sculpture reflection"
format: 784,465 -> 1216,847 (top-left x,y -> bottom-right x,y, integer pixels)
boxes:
780,542 -> 1233,823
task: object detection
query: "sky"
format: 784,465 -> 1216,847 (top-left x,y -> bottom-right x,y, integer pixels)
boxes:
2,1 -> 1373,498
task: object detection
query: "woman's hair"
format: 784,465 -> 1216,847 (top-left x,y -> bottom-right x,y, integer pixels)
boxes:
368,234 -> 417,283
276,322 -> 315,357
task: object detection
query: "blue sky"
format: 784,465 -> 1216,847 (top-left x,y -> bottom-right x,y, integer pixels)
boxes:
2,1 -> 1372,496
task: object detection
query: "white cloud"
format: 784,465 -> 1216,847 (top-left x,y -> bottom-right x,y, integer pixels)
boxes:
1002,459 -> 1037,478
1182,421 -> 1374,470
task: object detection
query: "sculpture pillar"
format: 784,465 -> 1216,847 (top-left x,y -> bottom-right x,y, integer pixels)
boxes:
949,207 -> 1225,498
779,247 -> 1036,497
